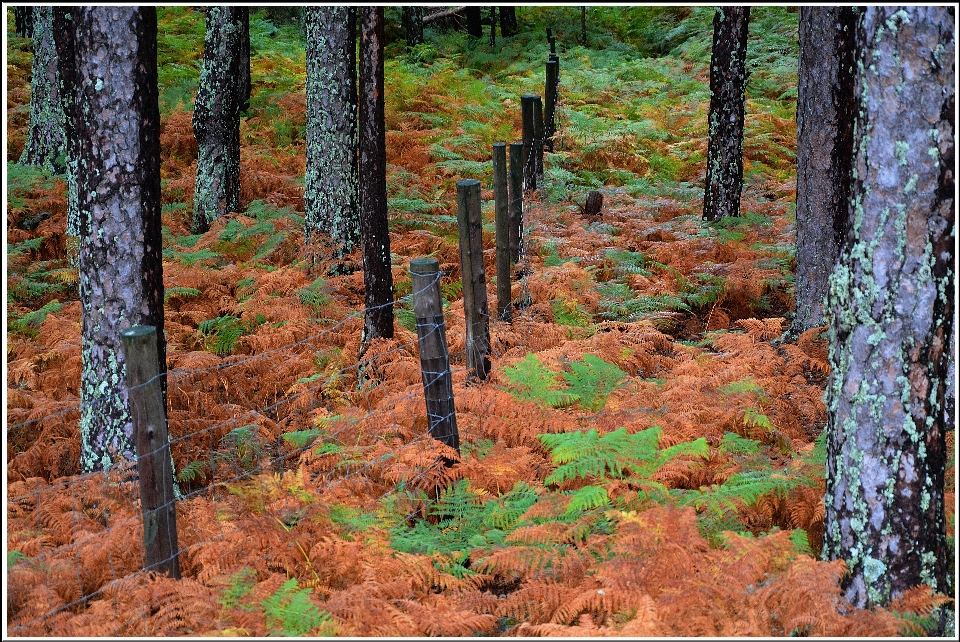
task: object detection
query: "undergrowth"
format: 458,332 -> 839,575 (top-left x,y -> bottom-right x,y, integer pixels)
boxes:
5,5 -> 951,638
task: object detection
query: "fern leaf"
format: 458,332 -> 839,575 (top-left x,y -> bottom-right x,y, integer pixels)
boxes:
565,485 -> 610,515
501,353 -> 580,409
562,354 -> 627,411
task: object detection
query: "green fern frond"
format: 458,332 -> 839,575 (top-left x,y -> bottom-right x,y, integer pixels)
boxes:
198,315 -> 249,355
164,286 -> 202,303
717,432 -> 762,456
501,353 -> 580,409
742,407 -> 775,432
9,299 -> 62,336
718,378 -> 767,398
261,577 -> 335,636
562,354 -> 628,411
565,485 -> 610,515
297,277 -> 331,315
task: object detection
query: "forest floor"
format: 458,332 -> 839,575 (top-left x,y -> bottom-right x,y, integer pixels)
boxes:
5,6 -> 955,637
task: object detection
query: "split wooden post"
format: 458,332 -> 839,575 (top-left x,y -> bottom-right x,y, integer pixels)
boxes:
120,325 -> 181,580
521,94 -> 537,192
544,58 -> 559,151
508,141 -> 524,263
409,258 -> 460,456
493,143 -> 512,321
455,178 -> 491,380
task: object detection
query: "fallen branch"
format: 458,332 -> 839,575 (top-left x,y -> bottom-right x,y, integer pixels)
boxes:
423,6 -> 468,24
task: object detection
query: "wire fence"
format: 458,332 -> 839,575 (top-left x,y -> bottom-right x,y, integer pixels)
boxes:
5,247 -> 554,635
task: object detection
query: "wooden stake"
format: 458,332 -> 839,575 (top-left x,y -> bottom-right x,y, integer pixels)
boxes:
409,258 -> 460,456
508,141 -> 524,263
120,325 -> 181,580
455,179 -> 491,380
493,143 -> 511,320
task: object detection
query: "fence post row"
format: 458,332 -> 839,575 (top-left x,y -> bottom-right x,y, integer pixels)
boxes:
521,94 -> 537,192
492,142 -> 512,321
533,96 -> 545,181
120,325 -> 181,580
544,58 -> 559,151
508,141 -> 524,263
455,178 -> 492,381
409,258 -> 460,458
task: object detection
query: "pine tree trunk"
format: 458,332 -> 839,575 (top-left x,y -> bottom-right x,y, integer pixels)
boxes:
499,6 -> 517,37
789,7 -> 858,338
304,7 -> 360,260
702,7 -> 750,222
192,7 -> 245,233
55,7 -> 166,473
20,7 -> 66,175
402,6 -> 424,46
51,7 -> 80,237
466,6 -> 483,38
358,6 -> 394,342
823,7 -> 954,627
14,6 -> 33,38
238,7 -> 251,114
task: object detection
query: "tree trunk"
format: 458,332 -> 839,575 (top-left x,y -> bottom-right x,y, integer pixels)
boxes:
358,6 -> 394,342
14,6 -> 33,38
402,6 -> 424,47
304,7 -> 360,261
55,6 -> 166,473
789,7 -> 858,338
499,6 -> 517,37
239,7 -> 251,114
489,7 -> 496,48
20,7 -> 66,175
192,7 -> 245,233
823,7 -> 954,628
581,7 -> 587,45
466,6 -> 483,38
702,6 -> 750,222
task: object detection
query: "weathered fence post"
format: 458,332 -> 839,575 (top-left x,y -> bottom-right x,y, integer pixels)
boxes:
493,143 -> 512,321
544,58 -> 559,151
120,325 -> 181,580
533,95 -> 544,180
455,178 -> 491,380
509,142 -> 524,263
521,94 -> 537,192
409,258 -> 460,457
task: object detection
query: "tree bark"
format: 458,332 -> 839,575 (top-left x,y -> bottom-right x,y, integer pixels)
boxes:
489,7 -> 497,48
702,7 -> 750,222
402,6 -> 424,46
789,7 -> 858,338
14,6 -> 33,38
55,6 -> 166,473
823,7 -> 954,627
20,7 -> 66,175
499,6 -> 517,37
304,7 -> 360,260
192,7 -> 245,233
238,7 -> 251,114
465,6 -> 483,38
359,6 -> 394,342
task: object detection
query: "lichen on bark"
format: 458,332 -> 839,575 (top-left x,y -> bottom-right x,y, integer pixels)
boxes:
822,7 -> 954,625
303,7 -> 360,260
192,6 -> 245,233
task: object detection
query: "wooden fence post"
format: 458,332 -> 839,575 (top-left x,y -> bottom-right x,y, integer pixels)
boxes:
521,94 -> 537,192
533,95 -> 544,180
455,178 -> 491,380
509,141 -> 524,263
120,325 -> 181,580
493,142 -> 512,321
545,58 -> 559,151
409,258 -> 460,457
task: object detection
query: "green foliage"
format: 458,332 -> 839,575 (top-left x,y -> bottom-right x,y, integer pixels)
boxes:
156,7 -> 205,112
604,249 -> 652,276
551,298 -> 594,328
9,300 -> 61,337
500,353 -> 579,409
539,427 -> 709,494
163,247 -> 222,267
163,286 -> 202,303
562,354 -> 628,411
566,484 -> 610,515
7,550 -> 28,571
261,577 -> 335,636
297,278 -> 331,315
790,528 -> 813,556
717,432 -> 762,457
219,567 -> 257,609
718,378 -> 767,398
198,315 -> 252,355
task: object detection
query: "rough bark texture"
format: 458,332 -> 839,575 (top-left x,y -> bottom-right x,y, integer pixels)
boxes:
20,7 -> 66,175
14,6 -> 33,38
238,7 -> 250,114
790,7 -> 858,338
51,9 -> 80,237
55,6 -> 165,473
304,7 -> 360,259
702,7 -> 750,222
402,6 -> 424,47
823,7 -> 954,627
499,6 -> 517,37
192,7 -> 245,233
359,6 -> 394,342
466,6 -> 483,38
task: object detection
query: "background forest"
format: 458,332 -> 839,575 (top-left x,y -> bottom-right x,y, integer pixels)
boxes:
6,6 -> 956,637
